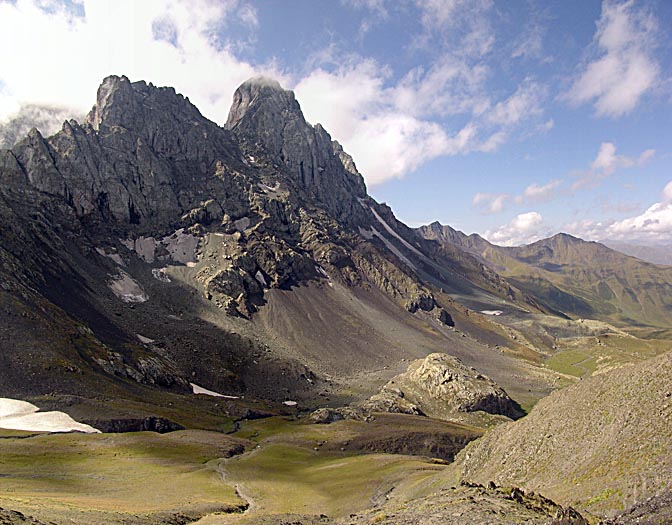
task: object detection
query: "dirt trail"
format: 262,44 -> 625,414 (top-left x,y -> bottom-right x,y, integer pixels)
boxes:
196,446 -> 263,524
572,353 -> 594,378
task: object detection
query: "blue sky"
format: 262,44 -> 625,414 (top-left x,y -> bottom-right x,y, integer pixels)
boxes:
0,0 -> 671,245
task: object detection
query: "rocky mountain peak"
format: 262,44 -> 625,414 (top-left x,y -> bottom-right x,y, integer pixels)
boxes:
225,76 -> 296,130
86,74 -> 207,135
543,232 -> 582,246
226,76 -> 367,222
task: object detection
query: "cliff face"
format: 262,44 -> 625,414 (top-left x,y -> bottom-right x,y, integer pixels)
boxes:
226,76 -> 367,224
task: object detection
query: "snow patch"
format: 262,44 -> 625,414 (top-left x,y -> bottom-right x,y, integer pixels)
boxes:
480,310 -> 503,316
151,268 -> 171,282
0,398 -> 100,433
369,206 -> 425,259
258,182 -> 280,194
162,228 -> 199,264
122,230 -> 199,265
255,270 -> 267,287
363,226 -> 417,271
108,271 -> 148,303
190,383 -> 240,399
283,400 -> 298,407
136,334 -> 155,344
358,227 -> 375,240
121,237 -> 158,263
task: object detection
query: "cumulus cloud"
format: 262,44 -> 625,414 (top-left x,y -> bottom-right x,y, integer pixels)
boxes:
515,179 -> 563,204
572,141 -> 655,190
565,181 -> 672,243
473,192 -> 508,214
591,141 -> 654,174
295,58 -> 547,185
566,0 -> 660,117
487,80 -> 546,127
0,0 -> 270,125
484,211 -> 547,246
663,181 -> 672,202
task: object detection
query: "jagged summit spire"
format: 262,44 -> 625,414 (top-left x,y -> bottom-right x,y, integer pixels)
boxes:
225,75 -> 300,131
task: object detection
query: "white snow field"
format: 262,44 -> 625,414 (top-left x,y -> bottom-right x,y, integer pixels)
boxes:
0,398 -> 100,433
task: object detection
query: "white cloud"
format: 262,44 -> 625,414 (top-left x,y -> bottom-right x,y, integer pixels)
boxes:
0,0 -> 270,125
572,141 -> 654,190
566,0 -> 659,117
515,179 -> 563,204
295,59 -> 545,185
511,12 -> 546,61
487,80 -> 546,127
394,57 -> 490,118
340,0 -> 389,36
484,211 -> 546,246
413,0 -> 495,57
474,178 -> 563,213
473,192 -> 508,214
237,4 -> 259,28
565,181 -> 672,243
663,181 -> 672,203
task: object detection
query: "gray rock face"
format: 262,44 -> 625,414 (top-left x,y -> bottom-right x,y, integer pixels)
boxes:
5,75 -> 244,227
226,76 -> 367,224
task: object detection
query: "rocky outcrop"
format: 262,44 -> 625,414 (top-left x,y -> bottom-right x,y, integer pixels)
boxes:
0,508 -> 50,525
339,481 -> 588,525
81,416 -> 185,434
311,353 -> 522,428
361,353 -> 522,424
602,491 -> 672,525
4,75 -> 245,228
307,407 -> 371,424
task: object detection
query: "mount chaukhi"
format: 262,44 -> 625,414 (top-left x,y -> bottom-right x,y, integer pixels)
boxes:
0,76 -> 670,525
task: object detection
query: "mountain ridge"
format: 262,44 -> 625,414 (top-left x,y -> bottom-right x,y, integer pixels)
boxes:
0,75 -> 559,417
417,221 -> 672,330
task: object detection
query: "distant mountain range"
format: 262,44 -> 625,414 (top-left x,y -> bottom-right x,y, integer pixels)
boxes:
418,222 -> 672,330
601,239 -> 672,265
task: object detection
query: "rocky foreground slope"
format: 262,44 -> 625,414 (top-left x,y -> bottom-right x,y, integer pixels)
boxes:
459,350 -> 672,517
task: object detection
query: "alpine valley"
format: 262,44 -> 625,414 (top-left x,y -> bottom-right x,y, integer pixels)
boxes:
0,76 -> 669,525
